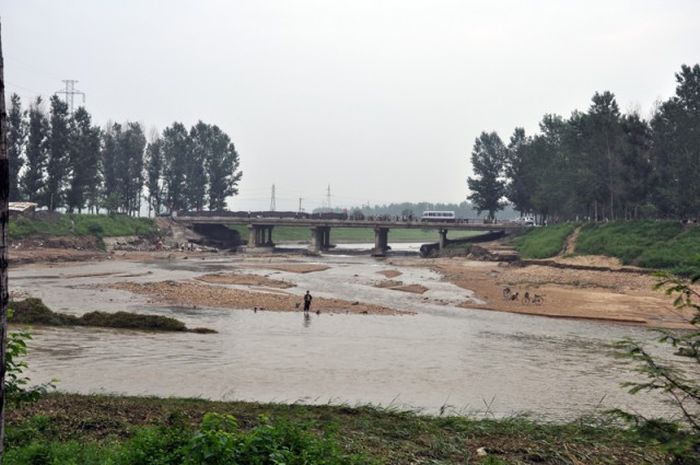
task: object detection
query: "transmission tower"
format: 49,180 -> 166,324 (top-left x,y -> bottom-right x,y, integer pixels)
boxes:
270,184 -> 276,211
55,79 -> 85,113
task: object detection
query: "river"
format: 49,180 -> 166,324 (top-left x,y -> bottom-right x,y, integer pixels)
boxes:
11,247 -> 680,420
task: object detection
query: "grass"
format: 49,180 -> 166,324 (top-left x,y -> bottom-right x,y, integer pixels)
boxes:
575,221 -> 700,276
230,225 -> 481,243
9,214 -> 157,240
10,298 -> 215,334
512,223 -> 578,259
512,221 -> 700,276
4,393 -> 667,464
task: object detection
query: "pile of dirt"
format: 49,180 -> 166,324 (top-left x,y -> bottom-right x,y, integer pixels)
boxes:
376,270 -> 402,278
243,263 -> 330,274
108,280 -> 408,315
374,280 -> 428,294
196,273 -> 295,288
9,298 -> 215,333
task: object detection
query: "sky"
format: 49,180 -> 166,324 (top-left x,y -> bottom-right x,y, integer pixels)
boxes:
3,0 -> 700,211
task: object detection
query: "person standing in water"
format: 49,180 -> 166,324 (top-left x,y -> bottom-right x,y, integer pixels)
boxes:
303,291 -> 313,312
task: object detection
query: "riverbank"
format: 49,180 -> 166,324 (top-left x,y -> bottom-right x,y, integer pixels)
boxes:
5,393 -> 667,464
401,255 -> 695,328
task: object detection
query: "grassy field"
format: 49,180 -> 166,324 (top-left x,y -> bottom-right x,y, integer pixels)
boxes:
512,221 -> 700,276
511,223 -> 578,259
4,393 -> 666,464
229,225 -> 481,243
9,214 -> 157,240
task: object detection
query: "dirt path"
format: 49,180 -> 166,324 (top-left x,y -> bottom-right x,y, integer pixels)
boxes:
562,226 -> 581,255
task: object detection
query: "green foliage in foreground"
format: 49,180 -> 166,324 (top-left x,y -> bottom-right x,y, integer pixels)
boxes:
9,214 -> 156,240
512,223 -> 577,259
576,221 -> 700,275
10,298 -> 215,333
5,412 -> 371,465
5,394 -> 668,464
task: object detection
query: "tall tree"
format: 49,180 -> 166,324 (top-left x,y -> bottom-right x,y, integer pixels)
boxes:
7,94 -> 26,201
651,64 -> 700,220
0,19 -> 10,457
45,95 -> 71,211
583,91 -> 623,220
66,107 -> 101,213
467,131 -> 507,220
206,124 -> 241,211
21,97 -> 48,203
161,122 -> 190,213
118,122 -> 146,215
504,127 -> 534,216
187,122 -> 210,211
145,137 -> 164,216
101,123 -> 121,213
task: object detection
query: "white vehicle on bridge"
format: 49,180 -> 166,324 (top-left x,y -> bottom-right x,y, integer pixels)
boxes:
420,211 -> 456,222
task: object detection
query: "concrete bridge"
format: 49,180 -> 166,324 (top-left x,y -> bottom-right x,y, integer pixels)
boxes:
172,213 -> 525,256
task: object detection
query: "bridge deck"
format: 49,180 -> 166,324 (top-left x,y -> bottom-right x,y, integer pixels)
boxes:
174,216 -> 524,231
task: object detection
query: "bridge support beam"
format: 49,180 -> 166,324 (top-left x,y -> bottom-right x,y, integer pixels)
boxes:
372,227 -> 389,256
309,226 -> 331,252
247,225 -> 274,248
438,229 -> 448,250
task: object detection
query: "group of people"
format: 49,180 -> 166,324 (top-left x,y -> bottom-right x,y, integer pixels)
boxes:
502,287 -> 544,305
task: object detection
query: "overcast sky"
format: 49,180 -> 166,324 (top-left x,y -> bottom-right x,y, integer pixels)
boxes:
4,1 -> 700,211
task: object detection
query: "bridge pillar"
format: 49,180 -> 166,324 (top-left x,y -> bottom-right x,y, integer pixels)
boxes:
372,227 -> 389,256
438,229 -> 448,250
309,226 -> 331,252
247,225 -> 274,248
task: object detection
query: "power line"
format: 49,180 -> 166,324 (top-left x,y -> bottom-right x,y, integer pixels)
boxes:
55,79 -> 85,112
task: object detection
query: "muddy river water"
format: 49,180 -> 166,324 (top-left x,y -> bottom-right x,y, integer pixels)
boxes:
11,247 -> 681,420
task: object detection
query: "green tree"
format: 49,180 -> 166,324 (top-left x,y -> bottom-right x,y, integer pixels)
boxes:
119,122 -> 146,215
187,122 -> 210,211
67,107 -> 101,213
467,131 -> 507,220
651,64 -> 700,220
145,137 -> 164,216
45,95 -> 72,211
101,123 -> 121,212
7,93 -> 26,202
206,124 -> 241,211
504,127 -> 535,216
162,122 -> 190,213
20,97 -> 48,203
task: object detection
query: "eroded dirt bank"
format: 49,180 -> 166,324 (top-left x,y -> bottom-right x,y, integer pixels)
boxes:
389,256 -> 694,328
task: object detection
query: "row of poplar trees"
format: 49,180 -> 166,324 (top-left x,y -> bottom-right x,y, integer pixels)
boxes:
6,94 -> 242,215
467,64 -> 700,222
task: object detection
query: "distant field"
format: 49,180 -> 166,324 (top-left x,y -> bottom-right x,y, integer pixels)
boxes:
229,224 -> 480,243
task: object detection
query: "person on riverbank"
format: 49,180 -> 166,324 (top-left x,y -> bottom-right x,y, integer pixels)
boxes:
303,291 -> 313,312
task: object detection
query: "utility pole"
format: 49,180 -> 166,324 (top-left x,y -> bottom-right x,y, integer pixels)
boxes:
0,18 -> 9,458
269,184 -> 276,211
54,79 -> 85,113
326,184 -> 331,212
298,197 -> 303,214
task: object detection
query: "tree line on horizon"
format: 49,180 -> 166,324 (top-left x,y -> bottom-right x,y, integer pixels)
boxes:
6,94 -> 242,216
467,64 -> 700,222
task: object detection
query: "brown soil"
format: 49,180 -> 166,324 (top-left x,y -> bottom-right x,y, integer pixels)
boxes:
392,284 -> 428,294
391,257 -> 695,328
243,263 -> 330,274
374,280 -> 428,294
377,270 -> 402,278
107,280 -> 409,315
196,272 -> 295,289
10,247 -> 106,266
375,279 -> 403,288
